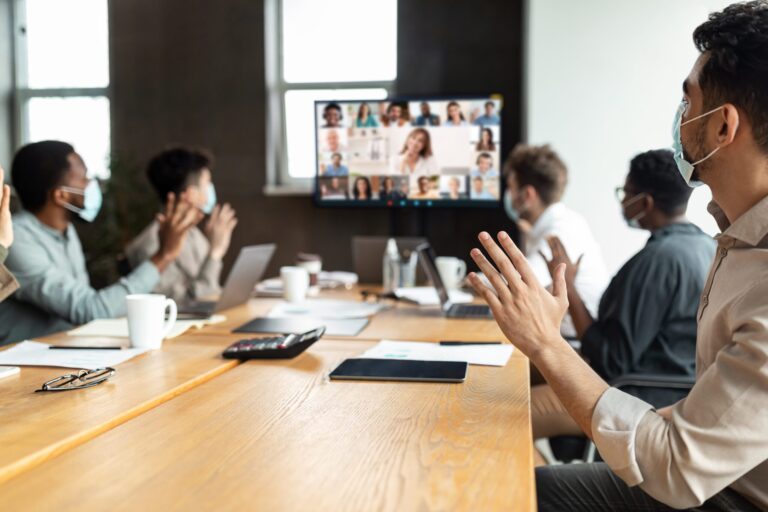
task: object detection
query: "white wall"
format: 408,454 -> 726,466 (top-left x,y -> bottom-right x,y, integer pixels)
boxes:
527,0 -> 731,274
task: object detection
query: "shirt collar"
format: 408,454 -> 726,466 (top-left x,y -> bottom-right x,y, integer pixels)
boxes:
18,210 -> 72,242
530,202 -> 566,239
709,194 -> 768,246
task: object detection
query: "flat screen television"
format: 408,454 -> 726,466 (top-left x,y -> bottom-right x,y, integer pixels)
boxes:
314,96 -> 503,208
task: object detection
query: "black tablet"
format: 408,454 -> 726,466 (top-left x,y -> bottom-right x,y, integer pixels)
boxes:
329,358 -> 467,383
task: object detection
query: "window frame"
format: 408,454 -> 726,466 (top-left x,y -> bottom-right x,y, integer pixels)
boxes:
263,0 -> 396,195
11,0 -> 111,177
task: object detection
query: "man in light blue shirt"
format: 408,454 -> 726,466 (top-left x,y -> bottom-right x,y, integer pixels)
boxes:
473,101 -> 501,126
324,153 -> 349,177
0,141 -> 200,344
470,153 -> 500,178
470,176 -> 495,200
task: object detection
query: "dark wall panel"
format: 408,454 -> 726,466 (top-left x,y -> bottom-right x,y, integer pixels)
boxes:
109,0 -> 523,278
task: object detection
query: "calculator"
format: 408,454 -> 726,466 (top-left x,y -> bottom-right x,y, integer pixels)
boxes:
222,326 -> 326,360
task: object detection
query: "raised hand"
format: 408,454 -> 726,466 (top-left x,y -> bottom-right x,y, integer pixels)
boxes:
204,203 -> 238,260
467,231 -> 568,358
539,236 -> 582,287
152,192 -> 204,271
0,166 -> 12,249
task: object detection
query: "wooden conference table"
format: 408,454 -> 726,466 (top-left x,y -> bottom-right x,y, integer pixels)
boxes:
0,287 -> 535,511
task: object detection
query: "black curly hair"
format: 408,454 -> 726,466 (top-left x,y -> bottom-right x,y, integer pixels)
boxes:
693,1 -> 768,152
146,147 -> 213,203
628,149 -> 692,216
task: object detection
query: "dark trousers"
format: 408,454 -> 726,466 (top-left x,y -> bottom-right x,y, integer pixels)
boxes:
536,463 -> 761,512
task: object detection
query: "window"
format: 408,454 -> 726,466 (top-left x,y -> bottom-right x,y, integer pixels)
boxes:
265,0 -> 397,191
13,0 -> 111,178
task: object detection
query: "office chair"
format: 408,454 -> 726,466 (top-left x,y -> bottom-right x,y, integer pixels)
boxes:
547,373 -> 696,463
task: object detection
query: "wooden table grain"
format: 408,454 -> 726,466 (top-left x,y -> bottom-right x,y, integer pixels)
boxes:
0,332 -> 243,486
0,339 -> 535,511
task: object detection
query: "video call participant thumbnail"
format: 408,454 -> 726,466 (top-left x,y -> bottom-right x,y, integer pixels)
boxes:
441,176 -> 467,200
476,127 -> 497,151
470,176 -> 495,200
471,153 -> 499,178
379,176 -> 407,201
322,102 -> 343,128
446,101 -> 468,126
473,100 -> 501,126
355,102 -> 378,128
352,176 -> 374,200
324,153 -> 349,176
395,128 -> 439,178
319,177 -> 349,199
413,102 -> 440,126
382,102 -> 409,127
411,176 -> 439,200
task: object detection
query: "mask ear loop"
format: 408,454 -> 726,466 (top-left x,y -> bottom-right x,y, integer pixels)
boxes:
623,192 -> 648,221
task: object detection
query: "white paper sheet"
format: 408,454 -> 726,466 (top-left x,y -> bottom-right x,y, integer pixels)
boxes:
67,315 -> 226,339
394,287 -> 474,306
0,341 -> 150,369
268,299 -> 383,320
360,340 -> 514,367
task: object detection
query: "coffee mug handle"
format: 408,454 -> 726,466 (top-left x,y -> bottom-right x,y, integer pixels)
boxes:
457,259 -> 467,280
162,298 -> 178,339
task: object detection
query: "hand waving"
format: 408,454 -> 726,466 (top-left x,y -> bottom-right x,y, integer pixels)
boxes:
468,231 -> 568,358
539,236 -> 582,288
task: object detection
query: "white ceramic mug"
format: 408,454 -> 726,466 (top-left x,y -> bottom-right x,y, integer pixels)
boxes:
436,257 -> 467,290
281,266 -> 310,303
126,294 -> 178,349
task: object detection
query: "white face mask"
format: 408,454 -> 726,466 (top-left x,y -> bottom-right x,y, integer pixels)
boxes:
622,192 -> 647,229
672,101 -> 724,187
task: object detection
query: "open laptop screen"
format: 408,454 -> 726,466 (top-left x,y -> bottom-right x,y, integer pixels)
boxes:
415,243 -> 450,308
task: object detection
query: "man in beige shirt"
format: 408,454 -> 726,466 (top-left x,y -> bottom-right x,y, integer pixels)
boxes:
467,2 -> 768,511
126,148 -> 238,306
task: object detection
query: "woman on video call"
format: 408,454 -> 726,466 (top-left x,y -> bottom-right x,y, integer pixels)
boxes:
353,176 -> 373,200
355,103 -> 379,128
445,101 -> 467,126
393,128 -> 439,178
476,127 -> 496,151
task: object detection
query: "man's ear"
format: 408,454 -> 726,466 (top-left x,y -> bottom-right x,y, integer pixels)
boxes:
522,185 -> 539,205
716,103 -> 740,147
50,187 -> 68,209
642,194 -> 655,214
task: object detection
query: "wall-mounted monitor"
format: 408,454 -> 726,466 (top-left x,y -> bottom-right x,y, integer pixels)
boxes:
314,95 -> 503,208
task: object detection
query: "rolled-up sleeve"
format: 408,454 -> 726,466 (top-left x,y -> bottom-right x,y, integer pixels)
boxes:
591,280 -> 768,509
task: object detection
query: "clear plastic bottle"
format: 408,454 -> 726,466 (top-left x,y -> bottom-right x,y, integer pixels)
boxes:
382,238 -> 401,292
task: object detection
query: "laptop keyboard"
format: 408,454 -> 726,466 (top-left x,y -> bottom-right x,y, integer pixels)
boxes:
447,304 -> 492,319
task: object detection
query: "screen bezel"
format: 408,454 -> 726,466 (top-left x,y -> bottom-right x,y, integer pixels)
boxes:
313,95 -> 503,209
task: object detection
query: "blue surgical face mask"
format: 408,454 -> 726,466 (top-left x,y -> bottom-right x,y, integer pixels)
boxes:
622,192 -> 647,229
202,182 -> 217,214
504,190 -> 520,223
60,180 -> 103,222
672,101 -> 723,188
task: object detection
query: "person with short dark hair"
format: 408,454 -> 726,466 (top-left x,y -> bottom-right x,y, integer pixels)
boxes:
126,147 -> 238,305
504,143 -> 609,338
470,176 -> 494,200
470,153 -> 499,178
470,3 -> 768,509
531,148 -> 715,449
379,176 -> 405,201
322,103 -> 342,128
0,141 -> 199,344
382,102 -> 408,127
414,102 -> 440,126
473,100 -> 500,126
324,153 -> 349,177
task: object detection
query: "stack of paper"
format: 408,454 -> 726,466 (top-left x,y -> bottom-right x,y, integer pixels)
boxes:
0,341 -> 150,369
67,315 -> 226,339
268,299 -> 384,320
359,340 -> 514,367
394,287 -> 474,306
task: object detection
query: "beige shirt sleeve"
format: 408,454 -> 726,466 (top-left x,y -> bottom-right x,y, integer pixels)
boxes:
591,278 -> 768,509
126,223 -> 222,304
0,244 -> 19,303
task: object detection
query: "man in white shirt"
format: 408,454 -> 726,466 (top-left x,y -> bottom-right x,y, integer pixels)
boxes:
504,143 -> 609,338
469,3 -> 768,510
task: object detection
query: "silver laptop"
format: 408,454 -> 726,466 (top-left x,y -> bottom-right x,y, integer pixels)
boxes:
415,243 -> 492,319
180,244 -> 276,316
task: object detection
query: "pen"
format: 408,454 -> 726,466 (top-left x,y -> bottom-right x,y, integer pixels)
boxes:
48,346 -> 124,350
439,341 -> 503,346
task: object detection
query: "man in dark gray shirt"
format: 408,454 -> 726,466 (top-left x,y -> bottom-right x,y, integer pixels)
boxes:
532,148 -> 716,441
